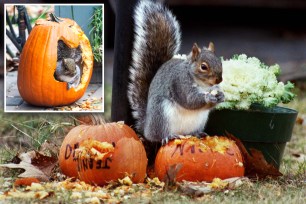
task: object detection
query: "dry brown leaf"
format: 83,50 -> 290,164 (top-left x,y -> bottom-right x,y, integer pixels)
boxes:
30,151 -> 58,176
178,177 -> 249,197
164,163 -> 183,189
0,151 -> 57,181
226,133 -> 282,179
39,141 -> 59,157
291,153 -> 306,163
178,181 -> 212,197
296,116 -> 304,125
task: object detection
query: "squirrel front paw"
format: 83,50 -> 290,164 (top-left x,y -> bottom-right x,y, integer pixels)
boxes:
214,90 -> 225,103
161,134 -> 180,146
67,82 -> 74,90
205,86 -> 225,104
205,91 -> 224,104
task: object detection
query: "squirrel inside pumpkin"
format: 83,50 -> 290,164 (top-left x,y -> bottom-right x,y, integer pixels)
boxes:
54,40 -> 82,90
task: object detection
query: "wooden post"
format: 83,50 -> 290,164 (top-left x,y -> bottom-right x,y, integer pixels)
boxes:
111,0 -> 139,125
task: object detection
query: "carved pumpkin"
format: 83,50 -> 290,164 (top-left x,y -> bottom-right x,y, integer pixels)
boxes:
59,122 -> 148,186
155,136 -> 244,182
18,14 -> 93,107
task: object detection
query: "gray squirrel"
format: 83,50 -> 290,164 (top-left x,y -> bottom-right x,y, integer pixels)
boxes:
54,40 -> 82,90
54,58 -> 81,90
128,0 -> 224,144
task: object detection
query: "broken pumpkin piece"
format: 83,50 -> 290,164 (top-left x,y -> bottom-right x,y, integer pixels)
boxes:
203,136 -> 234,154
174,139 -> 182,145
14,178 -> 40,187
118,176 -> 133,186
76,139 -> 115,161
209,178 -> 229,189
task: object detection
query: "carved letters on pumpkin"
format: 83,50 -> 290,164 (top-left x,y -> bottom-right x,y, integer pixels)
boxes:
64,142 -> 114,171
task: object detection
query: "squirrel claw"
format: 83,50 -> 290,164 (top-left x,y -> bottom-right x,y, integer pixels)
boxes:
67,83 -> 72,90
161,134 -> 180,146
161,138 -> 169,146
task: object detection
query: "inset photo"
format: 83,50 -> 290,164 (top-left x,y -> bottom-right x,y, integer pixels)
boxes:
5,4 -> 104,112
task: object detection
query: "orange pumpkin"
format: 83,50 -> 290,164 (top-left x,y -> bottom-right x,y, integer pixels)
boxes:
155,136 -> 244,182
18,14 -> 93,107
59,122 -> 148,186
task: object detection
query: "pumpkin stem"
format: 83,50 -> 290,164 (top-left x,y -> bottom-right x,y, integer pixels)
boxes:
49,13 -> 63,23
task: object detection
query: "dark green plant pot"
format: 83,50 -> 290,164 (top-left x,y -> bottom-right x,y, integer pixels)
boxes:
204,104 -> 298,169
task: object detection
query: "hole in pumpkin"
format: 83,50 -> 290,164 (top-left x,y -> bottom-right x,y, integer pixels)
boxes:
54,40 -> 83,90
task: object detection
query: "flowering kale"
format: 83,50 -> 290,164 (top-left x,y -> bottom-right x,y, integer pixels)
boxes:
217,54 -> 295,110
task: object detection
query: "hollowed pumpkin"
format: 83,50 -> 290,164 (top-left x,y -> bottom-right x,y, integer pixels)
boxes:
59,122 -> 148,186
18,14 -> 93,107
155,136 -> 245,182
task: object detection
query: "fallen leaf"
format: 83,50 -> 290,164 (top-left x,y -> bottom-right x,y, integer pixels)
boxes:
296,116 -> 304,125
39,141 -> 59,157
28,151 -> 58,177
291,153 -> 306,163
226,133 -> 282,179
178,181 -> 212,197
178,177 -> 249,197
164,163 -> 183,189
0,151 -> 57,181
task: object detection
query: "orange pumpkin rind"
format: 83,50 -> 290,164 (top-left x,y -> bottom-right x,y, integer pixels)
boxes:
155,136 -> 245,182
59,123 -> 148,186
18,15 -> 94,107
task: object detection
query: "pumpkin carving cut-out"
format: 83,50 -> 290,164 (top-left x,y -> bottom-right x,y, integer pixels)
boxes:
18,13 -> 94,107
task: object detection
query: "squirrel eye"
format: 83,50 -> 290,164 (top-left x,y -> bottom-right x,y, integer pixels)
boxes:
200,63 -> 209,71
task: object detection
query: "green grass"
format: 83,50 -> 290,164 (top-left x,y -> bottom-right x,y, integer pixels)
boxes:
0,112 -> 74,150
0,88 -> 305,203
89,6 -> 103,63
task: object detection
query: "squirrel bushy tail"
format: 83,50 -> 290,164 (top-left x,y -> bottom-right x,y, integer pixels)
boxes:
128,0 -> 181,133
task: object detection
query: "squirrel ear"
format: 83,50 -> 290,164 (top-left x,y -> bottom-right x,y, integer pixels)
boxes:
208,42 -> 215,53
191,43 -> 201,61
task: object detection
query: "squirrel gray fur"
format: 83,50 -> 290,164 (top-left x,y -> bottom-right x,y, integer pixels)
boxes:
54,40 -> 82,90
54,58 -> 81,90
128,0 -> 224,144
